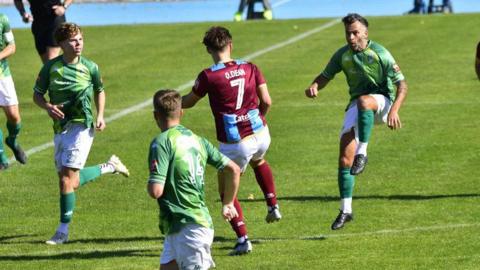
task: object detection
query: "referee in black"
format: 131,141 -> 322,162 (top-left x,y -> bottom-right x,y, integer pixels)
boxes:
14,0 -> 73,63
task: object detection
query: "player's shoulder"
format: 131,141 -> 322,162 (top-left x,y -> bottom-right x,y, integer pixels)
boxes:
0,13 -> 8,22
42,55 -> 63,70
332,45 -> 350,58
79,56 -> 99,70
368,40 -> 391,54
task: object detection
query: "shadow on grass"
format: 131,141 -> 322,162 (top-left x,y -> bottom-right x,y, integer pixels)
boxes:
239,193 -> 480,203
0,248 -> 158,261
0,234 -> 37,243
3,235 -> 163,245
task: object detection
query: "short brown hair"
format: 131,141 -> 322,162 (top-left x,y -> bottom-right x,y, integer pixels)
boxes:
54,22 -> 82,43
202,26 -> 232,52
153,89 -> 182,119
342,13 -> 369,28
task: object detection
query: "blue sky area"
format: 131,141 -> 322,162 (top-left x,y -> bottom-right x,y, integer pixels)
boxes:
1,0 -> 479,28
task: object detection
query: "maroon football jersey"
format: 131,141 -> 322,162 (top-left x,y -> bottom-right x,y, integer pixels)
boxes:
193,60 -> 267,143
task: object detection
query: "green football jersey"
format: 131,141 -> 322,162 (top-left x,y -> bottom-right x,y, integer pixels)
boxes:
34,55 -> 104,133
321,40 -> 405,106
0,13 -> 14,78
148,125 -> 230,235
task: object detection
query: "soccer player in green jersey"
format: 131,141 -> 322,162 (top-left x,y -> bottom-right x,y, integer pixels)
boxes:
33,23 -> 130,245
305,13 -> 408,230
0,13 -> 27,170
148,89 -> 240,269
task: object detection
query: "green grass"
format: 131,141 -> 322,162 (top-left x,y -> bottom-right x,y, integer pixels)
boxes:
1,14 -> 480,269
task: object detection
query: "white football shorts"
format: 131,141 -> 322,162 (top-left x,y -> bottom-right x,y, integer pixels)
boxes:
219,126 -> 271,172
0,76 -> 18,106
54,123 -> 94,172
160,224 -> 215,270
340,94 -> 391,141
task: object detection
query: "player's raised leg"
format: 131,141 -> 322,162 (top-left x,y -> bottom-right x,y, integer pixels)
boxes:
332,129 -> 356,230
79,155 -> 130,186
351,95 -> 378,175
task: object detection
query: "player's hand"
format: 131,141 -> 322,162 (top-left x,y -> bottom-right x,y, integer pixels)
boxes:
96,117 -> 106,131
21,13 -> 33,23
305,84 -> 319,98
222,204 -> 238,221
387,111 -> 402,130
46,104 -> 64,120
52,5 -> 66,16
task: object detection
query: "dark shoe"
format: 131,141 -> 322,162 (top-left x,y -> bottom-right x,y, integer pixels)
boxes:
350,154 -> 367,175
229,240 -> 252,256
6,138 -> 27,164
331,211 -> 353,230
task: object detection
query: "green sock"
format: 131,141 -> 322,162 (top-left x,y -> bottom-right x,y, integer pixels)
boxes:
0,130 -> 7,164
5,122 -> 21,148
358,109 -> 374,143
60,192 -> 75,223
338,168 -> 355,198
79,165 -> 102,186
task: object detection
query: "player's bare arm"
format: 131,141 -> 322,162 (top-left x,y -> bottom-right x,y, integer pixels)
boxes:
387,80 -> 408,130
305,74 -> 330,98
256,83 -> 271,116
33,92 -> 65,120
0,43 -> 15,61
147,182 -> 164,199
182,91 -> 202,108
94,90 -> 106,131
220,160 -> 241,221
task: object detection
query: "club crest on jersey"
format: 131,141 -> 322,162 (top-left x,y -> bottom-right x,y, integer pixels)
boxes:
150,159 -> 158,172
225,69 -> 245,80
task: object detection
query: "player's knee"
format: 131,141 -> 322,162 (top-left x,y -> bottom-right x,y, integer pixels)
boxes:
356,95 -> 375,110
339,156 -> 353,168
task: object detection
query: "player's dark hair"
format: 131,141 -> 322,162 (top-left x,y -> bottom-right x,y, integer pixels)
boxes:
54,22 -> 82,43
342,13 -> 369,28
203,26 -> 232,52
153,89 -> 182,119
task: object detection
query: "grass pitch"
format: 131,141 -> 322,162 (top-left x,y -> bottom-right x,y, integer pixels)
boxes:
1,14 -> 479,269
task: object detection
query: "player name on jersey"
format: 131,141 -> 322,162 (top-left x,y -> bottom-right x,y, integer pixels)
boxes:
224,68 -> 245,80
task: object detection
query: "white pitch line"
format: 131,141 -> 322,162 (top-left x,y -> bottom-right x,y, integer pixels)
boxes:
10,19 -> 340,164
2,223 -> 478,257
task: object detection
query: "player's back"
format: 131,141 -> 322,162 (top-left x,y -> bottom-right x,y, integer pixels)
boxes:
193,60 -> 267,143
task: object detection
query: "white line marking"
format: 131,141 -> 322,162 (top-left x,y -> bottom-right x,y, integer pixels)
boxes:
1,223 -> 478,257
10,19 -> 340,165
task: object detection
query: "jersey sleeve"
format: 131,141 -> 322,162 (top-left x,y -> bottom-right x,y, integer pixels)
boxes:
380,48 -> 405,84
321,49 -> 344,80
33,63 -> 51,95
90,63 -> 104,92
192,71 -> 209,97
202,137 -> 230,170
148,137 -> 171,185
253,64 -> 266,85
1,15 -> 14,45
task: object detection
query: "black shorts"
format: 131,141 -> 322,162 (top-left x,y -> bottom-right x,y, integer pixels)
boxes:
31,15 -> 65,55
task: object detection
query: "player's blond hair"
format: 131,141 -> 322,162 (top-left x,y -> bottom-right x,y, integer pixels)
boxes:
153,89 -> 182,119
54,22 -> 82,43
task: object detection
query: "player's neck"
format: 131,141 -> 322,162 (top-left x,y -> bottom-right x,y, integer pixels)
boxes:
159,119 -> 180,132
212,53 -> 232,64
62,54 -> 80,64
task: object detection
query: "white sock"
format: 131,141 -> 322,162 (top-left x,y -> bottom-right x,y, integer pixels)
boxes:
268,204 -> 279,212
238,235 -> 248,243
356,142 -> 368,156
100,163 -> 115,174
340,198 -> 352,214
57,222 -> 69,234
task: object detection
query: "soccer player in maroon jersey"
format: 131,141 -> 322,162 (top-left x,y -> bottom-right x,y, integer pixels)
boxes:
182,26 -> 281,256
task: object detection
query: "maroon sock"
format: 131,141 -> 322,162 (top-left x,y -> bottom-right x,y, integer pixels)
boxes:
253,162 -> 277,207
221,194 -> 247,238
